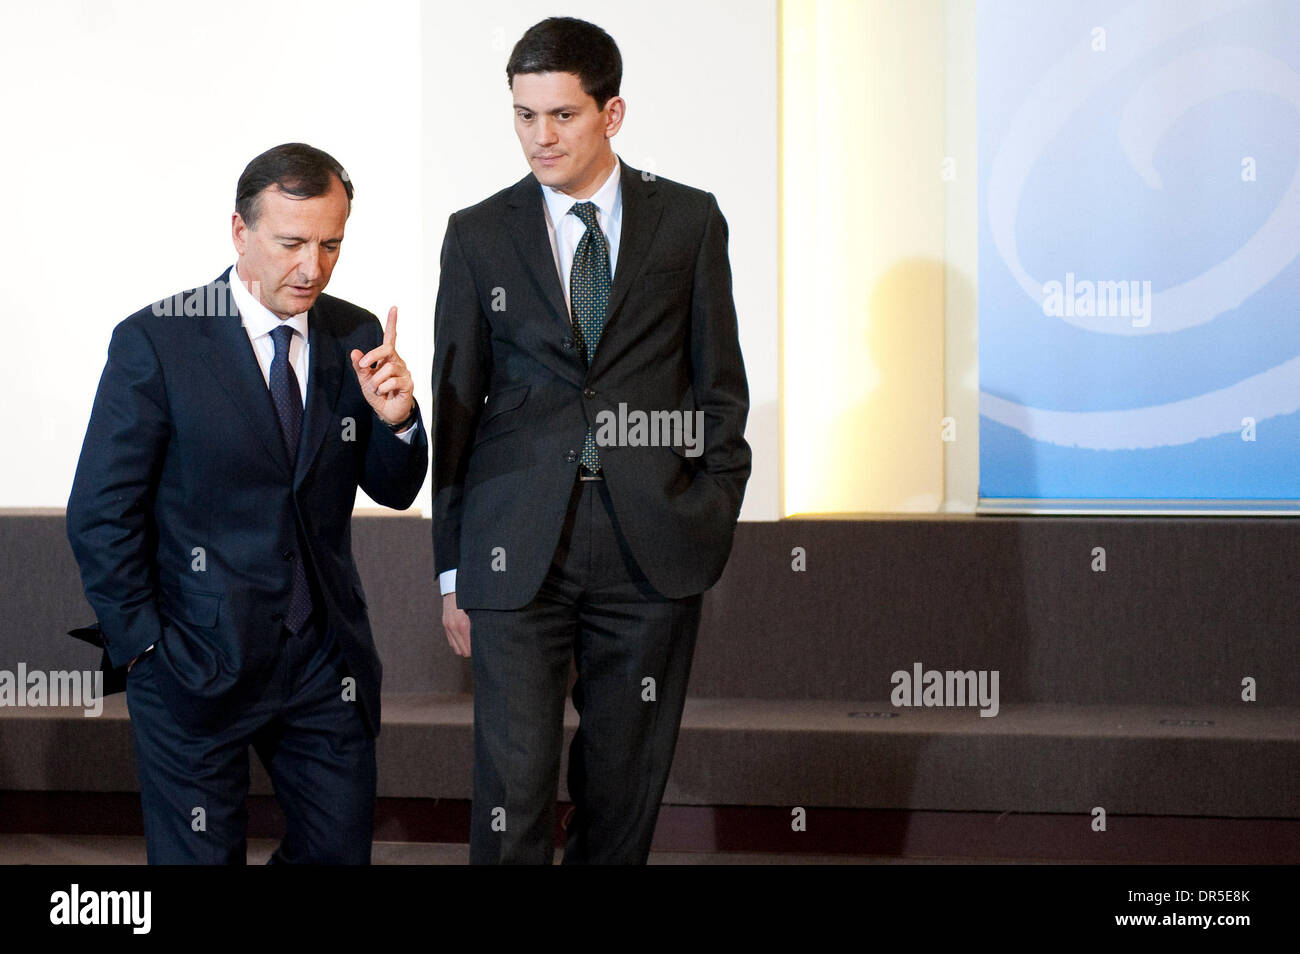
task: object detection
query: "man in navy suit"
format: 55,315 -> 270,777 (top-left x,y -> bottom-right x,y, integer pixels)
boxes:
67,143 -> 427,864
432,18 -> 751,863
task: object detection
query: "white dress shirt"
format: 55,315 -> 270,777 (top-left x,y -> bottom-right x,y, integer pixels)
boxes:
228,263 -> 418,442
229,263 -> 310,404
540,157 -> 623,310
439,159 -> 623,597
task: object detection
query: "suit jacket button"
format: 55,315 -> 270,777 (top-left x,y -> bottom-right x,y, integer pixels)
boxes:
562,338 -> 574,350
565,450 -> 578,463
583,388 -> 596,399
282,550 -> 295,560
271,612 -> 285,622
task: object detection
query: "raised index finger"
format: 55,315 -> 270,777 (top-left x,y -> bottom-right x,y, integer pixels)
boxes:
384,306 -> 398,347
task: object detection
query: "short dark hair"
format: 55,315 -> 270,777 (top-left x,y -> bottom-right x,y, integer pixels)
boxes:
235,142 -> 353,228
506,17 -> 622,109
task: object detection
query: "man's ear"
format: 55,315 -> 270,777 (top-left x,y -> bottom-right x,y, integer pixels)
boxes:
603,96 -> 626,140
231,212 -> 249,255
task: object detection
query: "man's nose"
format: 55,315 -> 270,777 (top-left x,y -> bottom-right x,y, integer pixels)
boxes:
296,247 -> 324,282
536,117 -> 558,145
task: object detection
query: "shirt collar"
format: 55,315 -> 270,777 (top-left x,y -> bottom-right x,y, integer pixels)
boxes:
540,157 -> 621,232
228,263 -> 310,342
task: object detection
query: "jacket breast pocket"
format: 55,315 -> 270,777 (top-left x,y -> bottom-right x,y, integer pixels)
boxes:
642,267 -> 692,294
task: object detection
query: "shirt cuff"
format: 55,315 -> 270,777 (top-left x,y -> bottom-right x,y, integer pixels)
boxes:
438,568 -> 457,595
393,417 -> 420,444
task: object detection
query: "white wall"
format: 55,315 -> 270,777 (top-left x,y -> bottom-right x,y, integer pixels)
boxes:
0,0 -> 780,521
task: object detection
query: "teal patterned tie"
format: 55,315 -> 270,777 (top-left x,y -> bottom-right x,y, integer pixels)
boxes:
569,201 -> 610,475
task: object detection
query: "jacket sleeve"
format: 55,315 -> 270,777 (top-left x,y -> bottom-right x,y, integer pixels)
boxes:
689,194 -> 752,523
65,319 -> 170,669
430,213 -> 491,577
360,317 -> 429,511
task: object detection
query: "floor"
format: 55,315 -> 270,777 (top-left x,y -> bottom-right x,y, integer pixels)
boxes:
0,833 -> 1005,865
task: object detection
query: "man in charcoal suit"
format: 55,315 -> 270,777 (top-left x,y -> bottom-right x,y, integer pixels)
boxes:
67,143 -> 427,863
432,17 -> 751,863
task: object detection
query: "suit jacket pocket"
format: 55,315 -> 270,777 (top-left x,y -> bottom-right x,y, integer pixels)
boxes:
474,383 -> 531,446
642,267 -> 692,294
159,586 -> 221,628
154,584 -> 237,704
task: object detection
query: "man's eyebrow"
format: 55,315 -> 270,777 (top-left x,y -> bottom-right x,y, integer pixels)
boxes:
272,234 -> 344,244
513,103 -> 583,114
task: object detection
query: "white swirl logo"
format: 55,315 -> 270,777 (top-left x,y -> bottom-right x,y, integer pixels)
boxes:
982,0 -> 1300,450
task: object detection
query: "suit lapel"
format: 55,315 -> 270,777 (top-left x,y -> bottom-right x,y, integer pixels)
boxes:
502,160 -> 664,381
590,159 -> 664,377
505,175 -> 570,335
295,305 -> 345,488
197,273 -> 293,478
603,159 -> 663,332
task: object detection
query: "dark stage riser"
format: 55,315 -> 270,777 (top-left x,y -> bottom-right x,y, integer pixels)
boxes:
1,513 -> 1296,825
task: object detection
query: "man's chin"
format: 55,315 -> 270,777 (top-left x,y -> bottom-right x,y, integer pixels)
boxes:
274,293 -> 318,317
530,163 -> 568,188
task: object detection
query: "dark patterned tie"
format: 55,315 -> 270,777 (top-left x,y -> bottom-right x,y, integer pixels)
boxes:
270,324 -> 313,633
569,201 -> 610,475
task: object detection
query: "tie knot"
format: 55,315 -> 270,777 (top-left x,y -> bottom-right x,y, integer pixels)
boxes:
271,323 -> 294,358
570,201 -> 601,231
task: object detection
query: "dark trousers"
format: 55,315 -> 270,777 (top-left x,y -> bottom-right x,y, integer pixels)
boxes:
468,478 -> 703,864
125,616 -> 376,864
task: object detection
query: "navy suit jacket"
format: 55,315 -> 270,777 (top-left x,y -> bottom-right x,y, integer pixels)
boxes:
66,269 -> 428,735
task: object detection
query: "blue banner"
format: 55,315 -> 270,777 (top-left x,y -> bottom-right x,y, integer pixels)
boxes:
978,0 -> 1300,501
